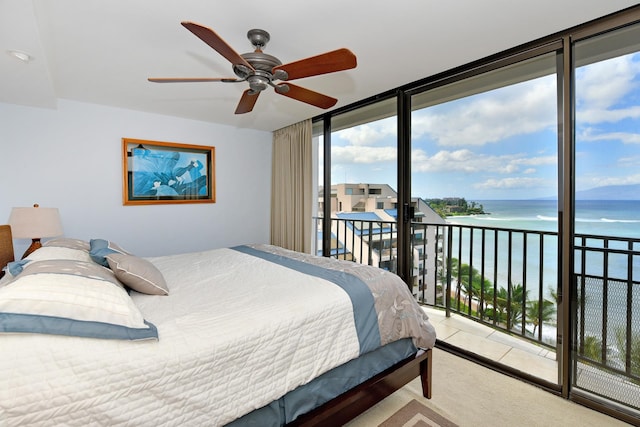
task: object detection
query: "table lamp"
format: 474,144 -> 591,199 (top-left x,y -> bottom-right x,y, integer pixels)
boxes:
8,203 -> 63,259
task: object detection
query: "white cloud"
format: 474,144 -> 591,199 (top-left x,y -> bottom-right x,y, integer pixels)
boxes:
579,173 -> 640,188
473,176 -> 549,190
408,54 -> 639,148
411,148 -> 556,174
576,54 -> 640,128
577,106 -> 640,124
336,119 -> 395,146
332,145 -> 397,164
576,55 -> 640,109
579,130 -> 640,144
618,155 -> 640,167
517,155 -> 557,166
412,76 -> 557,146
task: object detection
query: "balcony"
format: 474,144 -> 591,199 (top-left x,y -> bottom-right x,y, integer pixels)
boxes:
315,217 -> 640,421
423,305 -> 558,381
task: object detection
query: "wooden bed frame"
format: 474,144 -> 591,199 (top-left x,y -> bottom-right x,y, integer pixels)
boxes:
288,348 -> 432,426
0,225 -> 432,426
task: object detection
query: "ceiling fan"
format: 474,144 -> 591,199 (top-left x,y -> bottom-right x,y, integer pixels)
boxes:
149,22 -> 357,114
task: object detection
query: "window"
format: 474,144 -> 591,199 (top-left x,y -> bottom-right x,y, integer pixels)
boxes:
410,52 -> 560,328
313,8 -> 640,420
316,98 -> 398,272
411,53 -> 558,202
572,21 -> 640,409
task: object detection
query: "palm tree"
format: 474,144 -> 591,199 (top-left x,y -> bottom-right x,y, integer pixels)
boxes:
449,258 -> 491,314
458,263 -> 477,309
480,282 -> 495,316
448,258 -> 469,311
509,283 -> 528,331
614,328 -> 640,378
485,286 -> 508,325
526,299 -> 556,336
582,335 -> 603,363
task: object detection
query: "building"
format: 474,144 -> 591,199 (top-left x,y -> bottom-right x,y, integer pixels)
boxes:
320,183 -> 446,303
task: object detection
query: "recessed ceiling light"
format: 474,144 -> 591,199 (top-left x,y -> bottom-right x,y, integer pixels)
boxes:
7,50 -> 32,62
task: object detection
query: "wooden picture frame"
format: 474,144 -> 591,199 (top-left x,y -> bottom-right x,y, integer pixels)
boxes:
122,138 -> 215,205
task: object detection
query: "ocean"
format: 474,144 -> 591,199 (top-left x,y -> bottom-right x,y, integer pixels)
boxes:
444,199 -> 640,338
447,199 -> 640,238
446,199 -> 640,287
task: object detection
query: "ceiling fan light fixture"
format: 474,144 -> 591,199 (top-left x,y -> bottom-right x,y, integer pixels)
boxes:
275,84 -> 290,94
273,69 -> 288,81
247,75 -> 269,92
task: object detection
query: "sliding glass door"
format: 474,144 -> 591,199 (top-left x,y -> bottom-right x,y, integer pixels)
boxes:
409,52 -> 562,385
571,20 -> 640,415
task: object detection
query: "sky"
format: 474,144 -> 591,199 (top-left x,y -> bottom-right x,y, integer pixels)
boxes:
328,51 -> 640,201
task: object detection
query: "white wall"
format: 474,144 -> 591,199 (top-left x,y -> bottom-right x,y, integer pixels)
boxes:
0,100 -> 272,257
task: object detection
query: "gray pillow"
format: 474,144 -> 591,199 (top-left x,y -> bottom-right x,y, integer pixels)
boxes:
106,253 -> 169,296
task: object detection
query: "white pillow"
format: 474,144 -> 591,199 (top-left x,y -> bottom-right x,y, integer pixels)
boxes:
0,260 -> 157,341
26,246 -> 94,264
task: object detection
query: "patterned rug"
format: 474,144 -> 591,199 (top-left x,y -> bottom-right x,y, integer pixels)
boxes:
378,399 -> 459,427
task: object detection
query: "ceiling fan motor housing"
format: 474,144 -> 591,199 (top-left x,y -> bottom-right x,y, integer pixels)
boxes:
234,50 -> 285,93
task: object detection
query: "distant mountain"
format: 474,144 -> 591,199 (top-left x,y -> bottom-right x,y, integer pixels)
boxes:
575,184 -> 640,200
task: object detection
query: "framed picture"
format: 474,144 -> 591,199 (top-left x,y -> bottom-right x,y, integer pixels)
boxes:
122,138 -> 215,205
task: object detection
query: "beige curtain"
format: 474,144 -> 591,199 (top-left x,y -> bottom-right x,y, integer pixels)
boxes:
271,119 -> 312,253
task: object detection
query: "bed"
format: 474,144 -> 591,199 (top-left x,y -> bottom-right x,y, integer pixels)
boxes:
0,230 -> 436,426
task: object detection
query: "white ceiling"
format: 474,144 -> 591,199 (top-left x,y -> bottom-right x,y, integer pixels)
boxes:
2,0 -> 638,132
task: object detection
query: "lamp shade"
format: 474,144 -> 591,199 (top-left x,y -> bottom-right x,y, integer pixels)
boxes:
8,205 -> 63,239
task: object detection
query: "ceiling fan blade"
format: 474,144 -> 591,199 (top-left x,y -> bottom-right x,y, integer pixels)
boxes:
181,21 -> 254,70
273,48 -> 356,81
276,83 -> 337,109
235,89 -> 260,114
148,77 -> 240,83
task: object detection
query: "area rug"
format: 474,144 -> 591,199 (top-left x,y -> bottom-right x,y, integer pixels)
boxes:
378,399 -> 459,427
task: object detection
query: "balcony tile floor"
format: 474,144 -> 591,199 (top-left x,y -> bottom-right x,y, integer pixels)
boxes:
423,306 -> 559,384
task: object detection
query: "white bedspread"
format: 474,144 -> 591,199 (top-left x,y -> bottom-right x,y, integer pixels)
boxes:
0,246 -> 434,426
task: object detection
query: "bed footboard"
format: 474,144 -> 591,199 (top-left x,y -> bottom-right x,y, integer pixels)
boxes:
287,348 -> 432,427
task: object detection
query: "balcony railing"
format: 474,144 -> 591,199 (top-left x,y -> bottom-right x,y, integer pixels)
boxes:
573,233 -> 640,407
315,216 -> 640,407
414,222 -> 560,350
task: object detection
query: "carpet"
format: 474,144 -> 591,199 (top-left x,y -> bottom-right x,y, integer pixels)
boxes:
378,399 -> 459,427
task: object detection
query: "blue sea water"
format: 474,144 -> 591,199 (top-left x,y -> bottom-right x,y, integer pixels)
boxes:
448,199 -> 640,238
445,199 -> 640,285
445,199 -> 640,337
